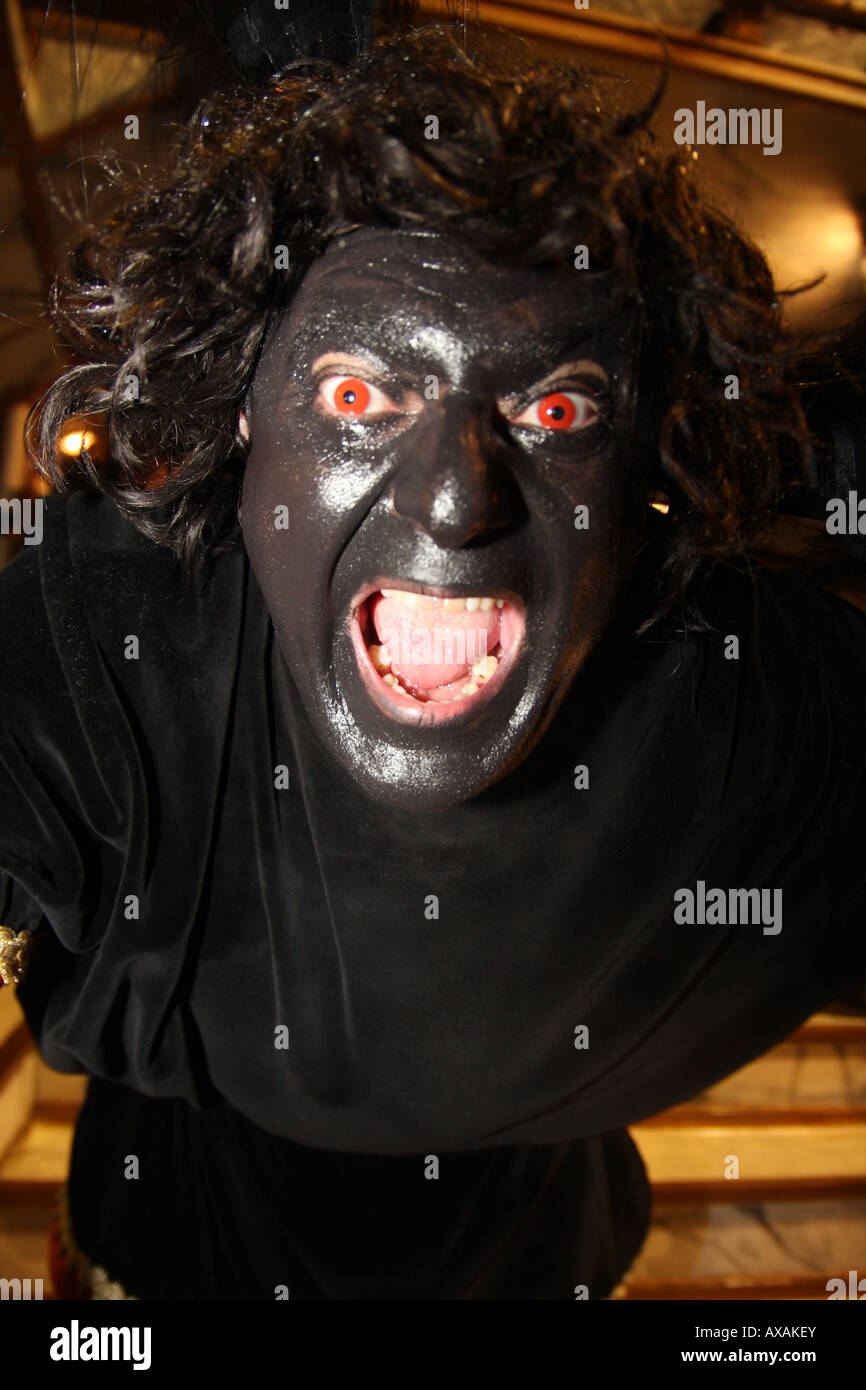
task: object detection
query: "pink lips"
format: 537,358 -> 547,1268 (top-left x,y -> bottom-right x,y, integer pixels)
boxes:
349,586 -> 526,724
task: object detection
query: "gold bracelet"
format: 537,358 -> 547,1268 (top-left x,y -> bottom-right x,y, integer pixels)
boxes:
0,925 -> 33,986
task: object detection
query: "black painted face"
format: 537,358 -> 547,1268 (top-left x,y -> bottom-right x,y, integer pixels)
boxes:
241,227 -> 651,808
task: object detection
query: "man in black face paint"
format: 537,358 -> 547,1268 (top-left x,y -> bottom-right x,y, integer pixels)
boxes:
2,29 -> 865,1300
242,229 -> 647,807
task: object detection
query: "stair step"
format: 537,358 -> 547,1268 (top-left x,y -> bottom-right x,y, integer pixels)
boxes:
641,1106 -> 866,1126
616,1195 -> 866,1299
615,1273 -> 837,1299
631,1120 -> 866,1201
0,1114 -> 73,1205
662,1032 -> 866,1117
792,1012 -> 866,1043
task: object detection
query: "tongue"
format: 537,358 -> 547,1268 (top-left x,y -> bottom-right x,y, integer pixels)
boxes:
370,594 -> 500,690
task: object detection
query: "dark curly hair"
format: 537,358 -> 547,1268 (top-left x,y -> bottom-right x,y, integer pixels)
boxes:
26,22 -> 810,623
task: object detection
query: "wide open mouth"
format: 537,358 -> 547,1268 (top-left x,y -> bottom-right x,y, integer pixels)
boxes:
350,584 -> 527,723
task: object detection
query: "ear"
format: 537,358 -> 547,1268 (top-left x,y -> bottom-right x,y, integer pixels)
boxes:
239,410 -> 250,443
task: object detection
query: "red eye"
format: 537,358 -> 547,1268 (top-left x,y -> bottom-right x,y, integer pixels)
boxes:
317,374 -> 399,419
537,393 -> 576,429
510,389 -> 598,433
333,378 -> 371,415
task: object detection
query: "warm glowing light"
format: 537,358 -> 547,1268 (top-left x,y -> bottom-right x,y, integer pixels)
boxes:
760,201 -> 863,294
58,430 -> 97,456
816,206 -> 863,262
650,500 -> 670,514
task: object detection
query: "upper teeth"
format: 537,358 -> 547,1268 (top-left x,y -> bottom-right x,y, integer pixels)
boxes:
380,589 -> 504,612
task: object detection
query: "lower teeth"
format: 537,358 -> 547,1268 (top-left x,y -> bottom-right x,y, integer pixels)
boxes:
471,656 -> 498,683
371,650 -> 500,702
369,644 -> 392,673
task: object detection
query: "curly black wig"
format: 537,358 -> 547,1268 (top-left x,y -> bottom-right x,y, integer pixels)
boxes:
25,22 -> 810,622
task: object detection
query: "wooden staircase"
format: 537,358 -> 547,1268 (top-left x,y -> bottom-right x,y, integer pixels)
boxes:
620,1011 -> 866,1298
1,992 -> 864,1299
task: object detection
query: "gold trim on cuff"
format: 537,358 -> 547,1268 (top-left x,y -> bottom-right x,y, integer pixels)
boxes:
0,925 -> 33,986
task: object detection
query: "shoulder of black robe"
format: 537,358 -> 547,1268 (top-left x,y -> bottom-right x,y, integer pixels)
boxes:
1,491 -> 865,1151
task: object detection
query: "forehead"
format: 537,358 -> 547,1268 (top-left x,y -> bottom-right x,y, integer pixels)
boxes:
264,227 -> 636,376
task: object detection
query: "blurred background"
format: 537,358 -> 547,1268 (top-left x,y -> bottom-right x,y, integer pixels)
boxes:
0,0 -> 864,1300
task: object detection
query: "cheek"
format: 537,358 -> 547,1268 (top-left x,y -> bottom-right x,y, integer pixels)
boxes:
240,430 -> 335,580
240,452 -> 326,666
243,404 -> 395,550
240,452 -> 291,565
238,436 -> 322,619
542,451 -> 647,626
541,445 -> 643,546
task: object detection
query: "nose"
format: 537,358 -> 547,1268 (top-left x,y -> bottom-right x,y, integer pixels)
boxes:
390,401 -> 519,548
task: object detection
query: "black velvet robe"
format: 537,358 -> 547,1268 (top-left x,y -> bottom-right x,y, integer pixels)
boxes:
1,493 -> 864,1298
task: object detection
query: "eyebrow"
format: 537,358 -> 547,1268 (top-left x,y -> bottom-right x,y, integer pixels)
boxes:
498,359 -> 610,404
281,296 -> 619,384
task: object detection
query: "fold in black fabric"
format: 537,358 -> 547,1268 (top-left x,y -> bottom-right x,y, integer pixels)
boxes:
1,492 -> 865,1296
